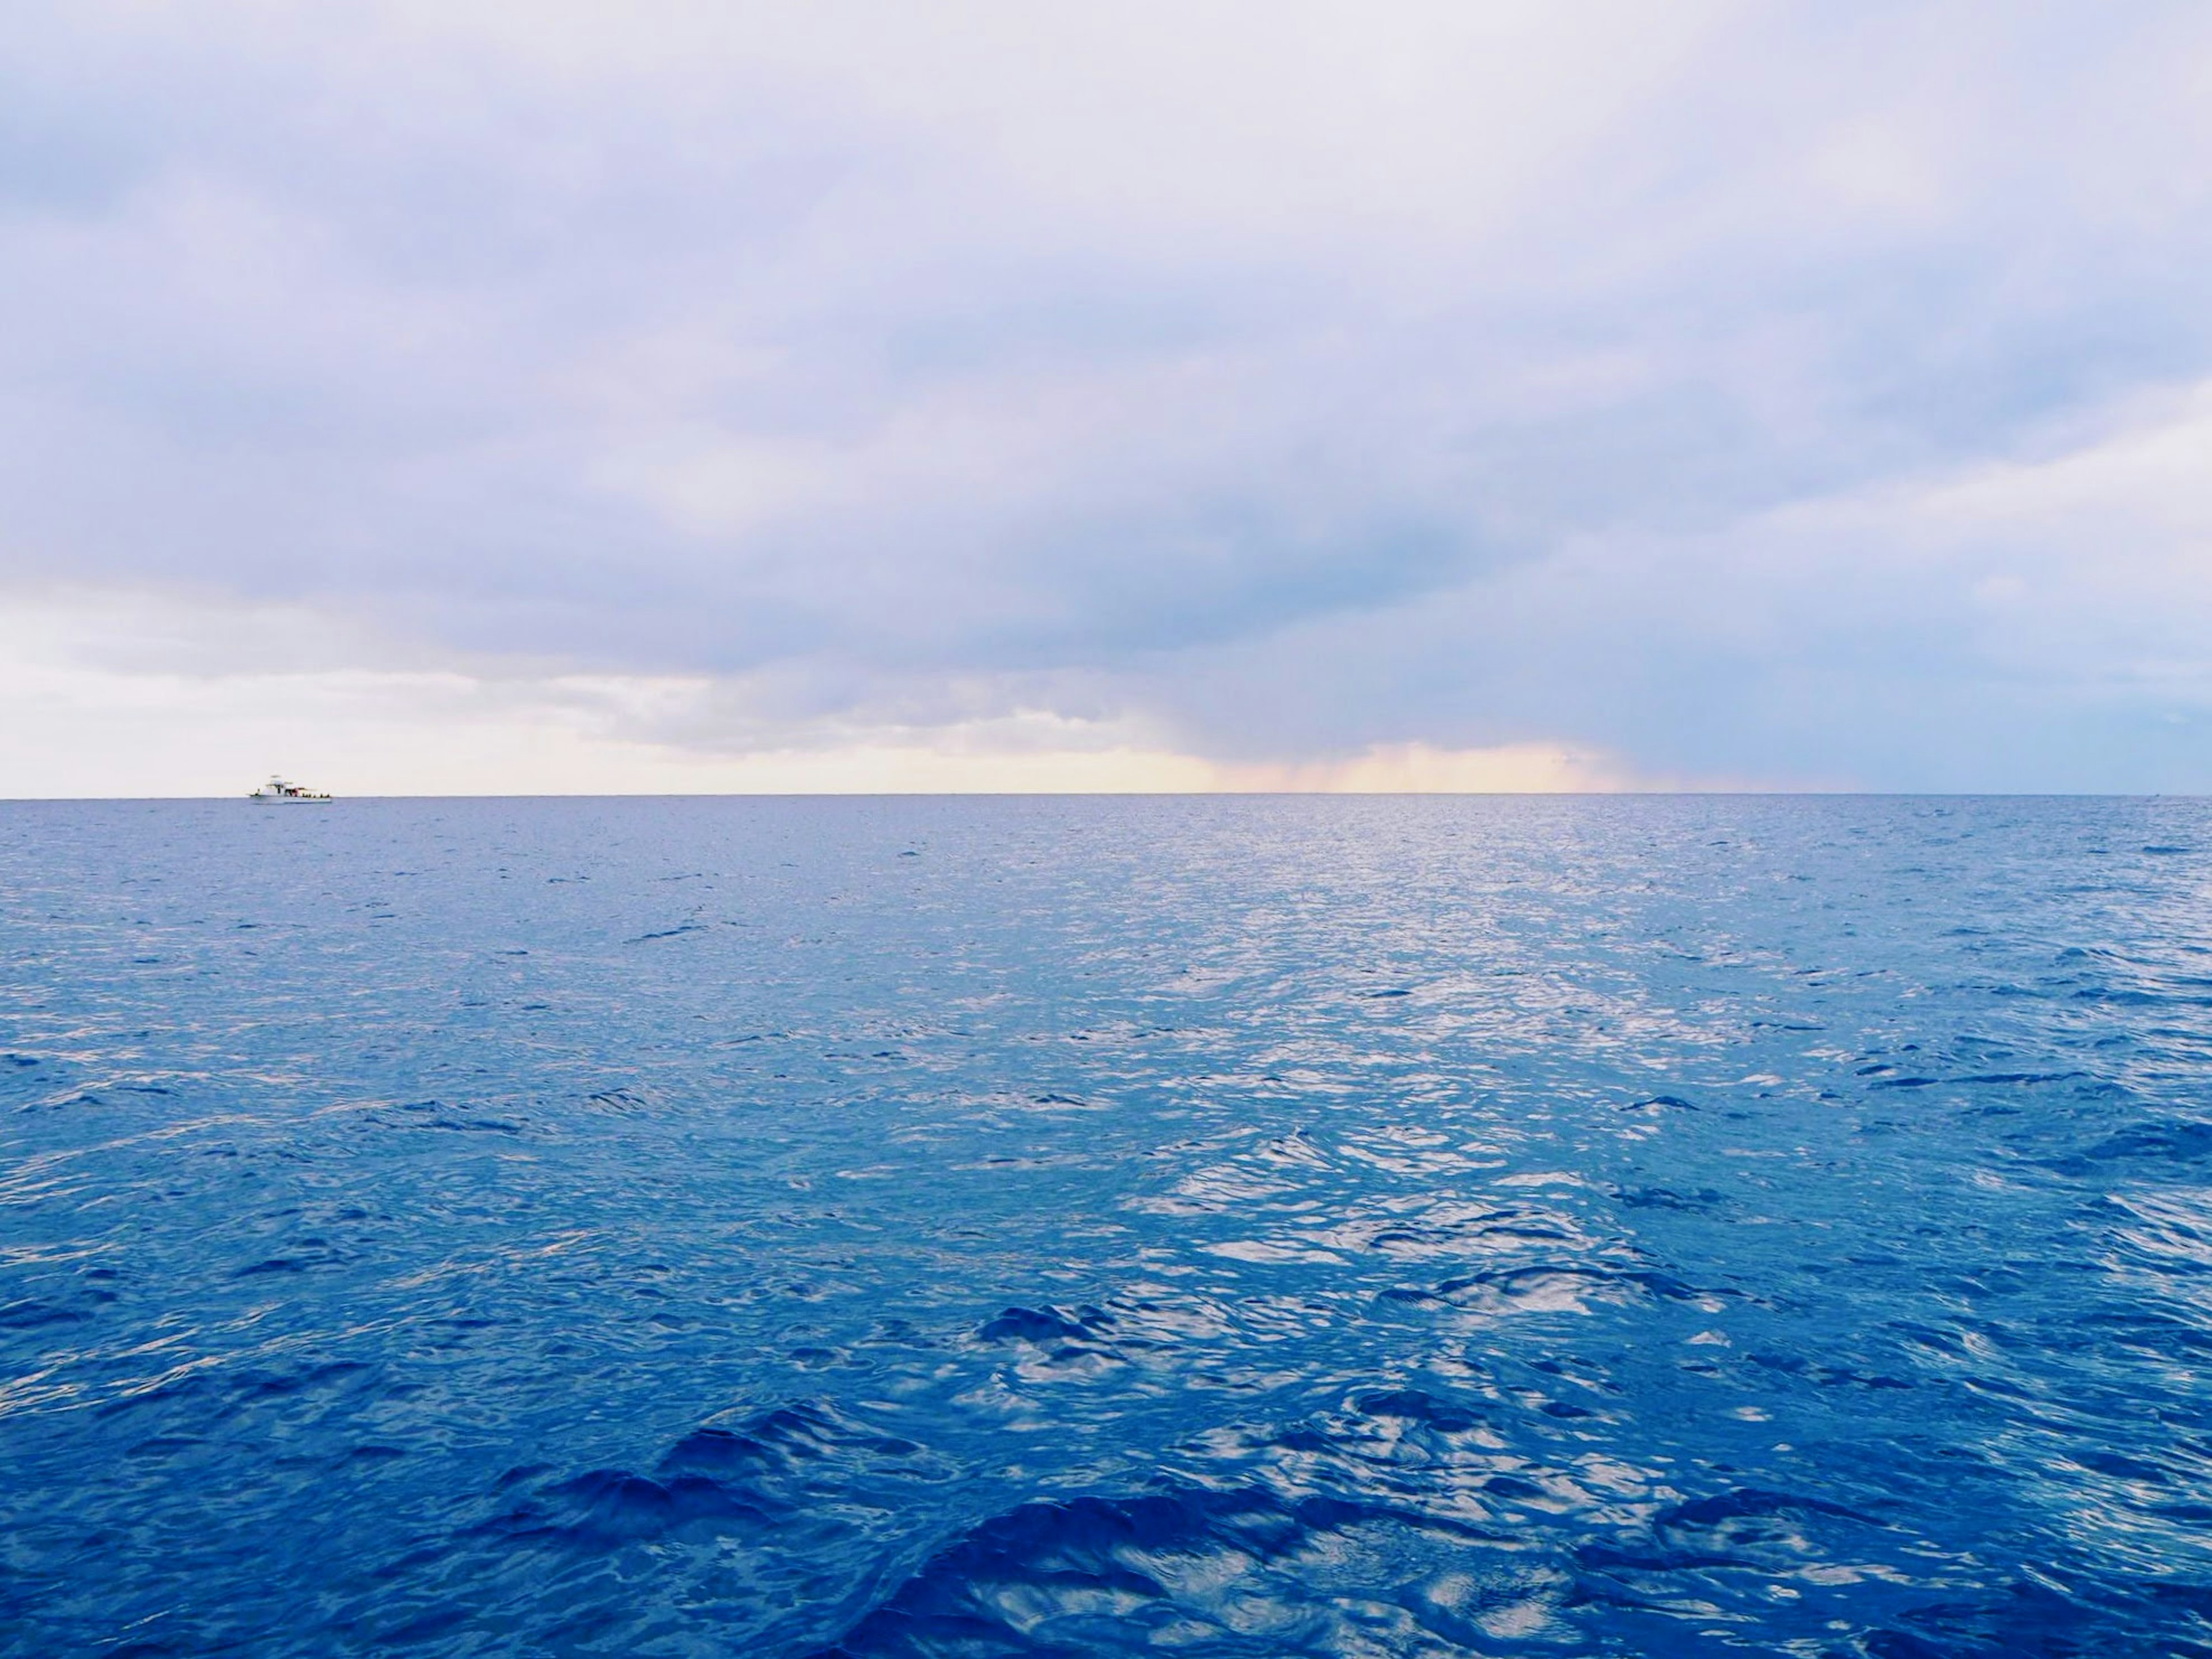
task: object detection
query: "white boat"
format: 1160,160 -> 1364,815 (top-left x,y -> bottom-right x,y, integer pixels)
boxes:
248,776 -> 333,803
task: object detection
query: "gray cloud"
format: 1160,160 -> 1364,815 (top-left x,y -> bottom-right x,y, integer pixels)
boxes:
5,1 -> 2211,787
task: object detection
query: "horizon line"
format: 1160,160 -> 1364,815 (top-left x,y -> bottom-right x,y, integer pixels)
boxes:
3,790 -> 2202,804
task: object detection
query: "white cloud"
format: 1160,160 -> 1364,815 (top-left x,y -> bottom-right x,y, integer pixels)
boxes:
1916,382 -> 2212,542
1220,742 -> 1657,794
1,586 -> 1677,794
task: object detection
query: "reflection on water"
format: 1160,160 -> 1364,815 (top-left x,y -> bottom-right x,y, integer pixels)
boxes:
2,796 -> 2209,1654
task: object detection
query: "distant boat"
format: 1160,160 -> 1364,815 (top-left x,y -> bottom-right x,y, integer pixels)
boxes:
248,776 -> 332,803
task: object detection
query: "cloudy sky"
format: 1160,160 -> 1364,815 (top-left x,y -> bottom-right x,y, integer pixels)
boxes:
6,1 -> 2211,793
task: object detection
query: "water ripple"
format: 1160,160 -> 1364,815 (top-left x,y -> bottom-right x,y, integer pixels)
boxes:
3,796 -> 2210,1654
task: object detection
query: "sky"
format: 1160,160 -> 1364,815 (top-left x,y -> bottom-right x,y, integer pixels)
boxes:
5,1 -> 2211,794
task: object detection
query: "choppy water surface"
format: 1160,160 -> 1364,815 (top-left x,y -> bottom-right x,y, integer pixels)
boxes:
4,797 -> 2211,1657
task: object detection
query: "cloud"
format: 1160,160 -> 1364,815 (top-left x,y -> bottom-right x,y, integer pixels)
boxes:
3,2 -> 2211,791
1220,743 -> 1654,794
1,587 -> 1672,794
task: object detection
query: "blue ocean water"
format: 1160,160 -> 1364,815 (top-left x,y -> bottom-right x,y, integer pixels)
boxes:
2,796 -> 2209,1657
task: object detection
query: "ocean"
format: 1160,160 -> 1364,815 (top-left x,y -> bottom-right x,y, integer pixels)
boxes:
2,795 -> 2208,1656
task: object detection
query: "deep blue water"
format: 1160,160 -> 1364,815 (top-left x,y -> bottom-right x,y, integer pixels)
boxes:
3,796 -> 2210,1657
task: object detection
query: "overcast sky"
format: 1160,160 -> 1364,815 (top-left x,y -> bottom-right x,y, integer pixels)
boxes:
6,1 -> 2211,793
